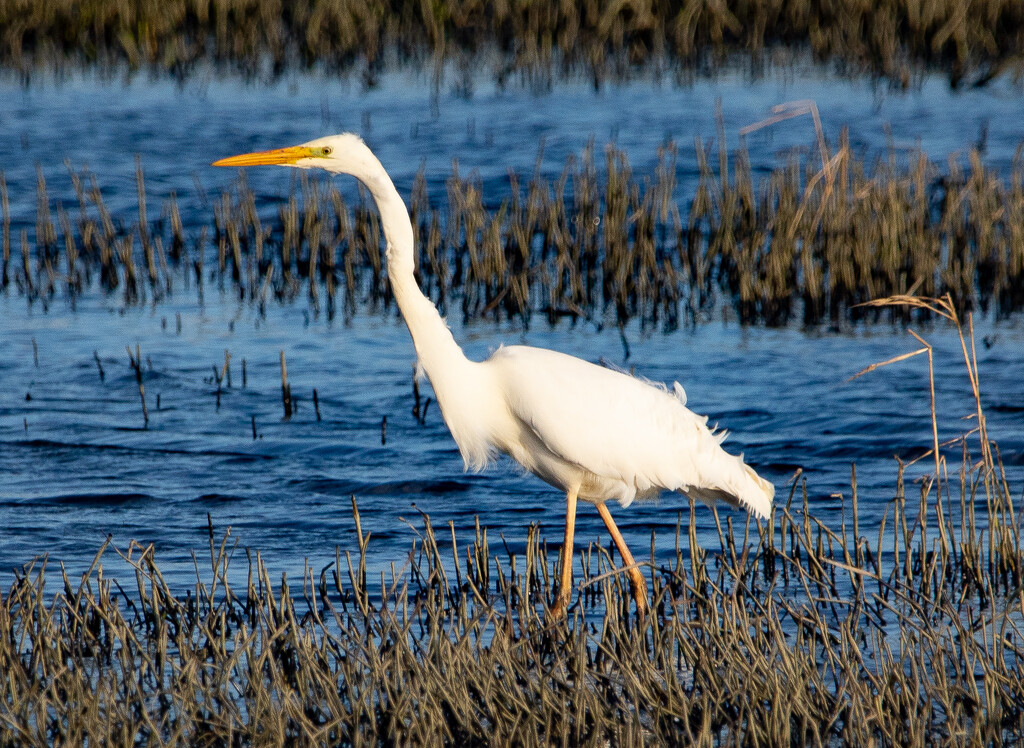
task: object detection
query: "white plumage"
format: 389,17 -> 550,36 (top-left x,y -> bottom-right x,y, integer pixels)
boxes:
484,346 -> 772,513
214,133 -> 774,617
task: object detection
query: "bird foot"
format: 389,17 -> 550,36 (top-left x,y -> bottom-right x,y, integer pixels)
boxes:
550,591 -> 572,619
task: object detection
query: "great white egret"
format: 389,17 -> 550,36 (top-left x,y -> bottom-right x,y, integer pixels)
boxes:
213,134 -> 774,618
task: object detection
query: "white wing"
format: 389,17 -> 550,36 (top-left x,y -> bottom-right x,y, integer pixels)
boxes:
487,345 -> 773,517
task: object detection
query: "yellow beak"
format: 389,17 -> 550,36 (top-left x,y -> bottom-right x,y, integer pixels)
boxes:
212,146 -> 316,167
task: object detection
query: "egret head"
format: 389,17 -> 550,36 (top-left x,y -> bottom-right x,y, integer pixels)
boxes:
212,133 -> 377,177
213,131 -> 413,273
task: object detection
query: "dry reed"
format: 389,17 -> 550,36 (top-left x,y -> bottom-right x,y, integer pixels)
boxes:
1,0 -> 1022,87
6,135 -> 1024,327
1,304 -> 1022,745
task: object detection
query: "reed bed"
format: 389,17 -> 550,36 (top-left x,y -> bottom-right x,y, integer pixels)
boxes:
5,135 -> 1024,327
2,0 -> 1022,87
1,299 -> 1022,745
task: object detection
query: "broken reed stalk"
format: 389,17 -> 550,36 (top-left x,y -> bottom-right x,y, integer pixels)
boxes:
19,228 -> 31,296
135,155 -> 158,293
125,343 -> 148,427
852,294 -> 1002,554
221,349 -> 231,388
211,364 -> 223,409
279,350 -> 292,419
412,365 -> 421,422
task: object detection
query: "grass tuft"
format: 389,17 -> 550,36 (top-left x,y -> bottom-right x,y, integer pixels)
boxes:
6,133 -> 1024,327
1,0 -> 1022,87
2,305 -> 1022,744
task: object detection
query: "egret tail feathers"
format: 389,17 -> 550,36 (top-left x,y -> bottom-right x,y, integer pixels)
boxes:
686,457 -> 774,520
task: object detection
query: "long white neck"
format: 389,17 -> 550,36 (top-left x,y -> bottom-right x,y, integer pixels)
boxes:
354,154 -> 494,468
356,158 -> 468,374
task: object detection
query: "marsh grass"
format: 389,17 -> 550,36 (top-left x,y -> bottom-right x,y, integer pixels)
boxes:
5,132 -> 1024,328
2,301 -> 1022,745
1,0 -> 1022,87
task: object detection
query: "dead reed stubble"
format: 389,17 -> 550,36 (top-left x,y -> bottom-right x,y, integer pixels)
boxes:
1,301 -> 1022,745
8,135 -> 1024,328
1,0 -> 1021,87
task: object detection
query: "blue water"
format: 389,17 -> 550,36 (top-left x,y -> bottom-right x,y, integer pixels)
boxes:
1,70 -> 1022,589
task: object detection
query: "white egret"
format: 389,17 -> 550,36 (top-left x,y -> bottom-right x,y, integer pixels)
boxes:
213,134 -> 774,617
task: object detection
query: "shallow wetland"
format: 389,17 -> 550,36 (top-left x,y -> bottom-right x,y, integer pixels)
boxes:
1,34 -> 1024,745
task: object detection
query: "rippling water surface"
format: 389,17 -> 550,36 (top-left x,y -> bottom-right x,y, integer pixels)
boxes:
1,70 -> 1022,588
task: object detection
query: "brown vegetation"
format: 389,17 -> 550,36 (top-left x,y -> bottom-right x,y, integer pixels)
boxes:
1,0 -> 1022,87
5,134 -> 1024,327
1,303 -> 1022,745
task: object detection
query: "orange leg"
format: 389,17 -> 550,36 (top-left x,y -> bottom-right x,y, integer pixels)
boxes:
551,484 -> 578,618
596,502 -> 649,618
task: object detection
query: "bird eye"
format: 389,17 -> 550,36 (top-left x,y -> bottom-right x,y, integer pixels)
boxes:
321,147 -> 333,156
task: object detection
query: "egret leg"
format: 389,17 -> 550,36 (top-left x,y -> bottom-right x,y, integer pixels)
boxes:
595,502 -> 649,618
551,484 -> 578,618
